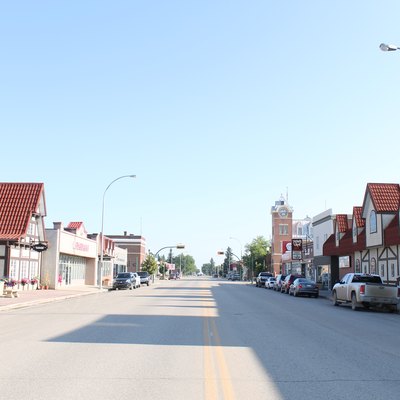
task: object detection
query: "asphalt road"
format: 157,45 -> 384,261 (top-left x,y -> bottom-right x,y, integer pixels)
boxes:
0,277 -> 399,400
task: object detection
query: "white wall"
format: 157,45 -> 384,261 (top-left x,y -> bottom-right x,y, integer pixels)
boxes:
312,209 -> 334,257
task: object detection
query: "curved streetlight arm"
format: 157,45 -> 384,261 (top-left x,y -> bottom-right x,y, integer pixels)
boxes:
230,252 -> 242,262
101,175 -> 137,234
99,174 -> 136,289
151,244 -> 185,258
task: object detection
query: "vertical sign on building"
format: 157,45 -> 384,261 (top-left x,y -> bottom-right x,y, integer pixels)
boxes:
291,239 -> 303,260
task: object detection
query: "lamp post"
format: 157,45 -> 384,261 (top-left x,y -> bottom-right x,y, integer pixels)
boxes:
229,237 -> 243,279
379,43 -> 400,52
151,244 -> 185,279
99,174 -> 136,289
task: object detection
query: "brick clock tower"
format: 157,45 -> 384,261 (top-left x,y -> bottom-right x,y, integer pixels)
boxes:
271,196 -> 293,275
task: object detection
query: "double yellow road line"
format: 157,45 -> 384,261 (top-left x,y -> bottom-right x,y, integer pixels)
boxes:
202,287 -> 235,400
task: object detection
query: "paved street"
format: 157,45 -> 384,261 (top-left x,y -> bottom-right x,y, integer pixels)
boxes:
0,277 -> 399,400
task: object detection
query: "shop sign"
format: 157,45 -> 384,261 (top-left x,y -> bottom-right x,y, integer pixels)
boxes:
32,243 -> 48,252
291,239 -> 302,260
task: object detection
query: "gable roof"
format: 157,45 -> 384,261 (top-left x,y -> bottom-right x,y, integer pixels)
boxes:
336,214 -> 349,232
364,183 -> 400,213
67,222 -> 84,230
353,206 -> 365,228
0,183 -> 46,240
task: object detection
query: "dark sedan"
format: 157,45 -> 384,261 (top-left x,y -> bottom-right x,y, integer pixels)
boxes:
112,272 -> 136,290
289,278 -> 319,298
281,274 -> 303,294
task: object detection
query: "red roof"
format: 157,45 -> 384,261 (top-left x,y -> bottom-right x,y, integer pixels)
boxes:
67,222 -> 83,230
336,214 -> 349,232
353,206 -> 364,228
365,183 -> 400,213
0,183 -> 45,240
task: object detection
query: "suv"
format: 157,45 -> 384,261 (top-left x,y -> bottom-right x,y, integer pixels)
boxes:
137,271 -> 151,286
231,273 -> 240,281
112,272 -> 140,290
281,274 -> 303,294
256,272 -> 273,287
273,274 -> 287,291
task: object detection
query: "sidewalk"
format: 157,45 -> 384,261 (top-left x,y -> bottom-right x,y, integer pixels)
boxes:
0,285 -> 106,311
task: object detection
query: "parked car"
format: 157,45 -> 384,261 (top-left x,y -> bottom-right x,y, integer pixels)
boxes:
169,272 -> 177,280
256,272 -> 273,287
137,271 -> 151,286
265,277 -> 276,289
289,278 -> 319,298
231,273 -> 240,281
112,272 -> 140,290
281,274 -> 303,294
273,274 -> 287,291
332,273 -> 400,311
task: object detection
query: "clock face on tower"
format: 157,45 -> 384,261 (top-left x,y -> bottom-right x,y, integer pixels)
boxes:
278,207 -> 288,218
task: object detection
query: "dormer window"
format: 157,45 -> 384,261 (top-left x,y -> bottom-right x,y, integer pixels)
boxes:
370,210 -> 377,233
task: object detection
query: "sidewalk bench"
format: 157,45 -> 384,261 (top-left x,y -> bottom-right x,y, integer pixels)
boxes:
3,289 -> 19,298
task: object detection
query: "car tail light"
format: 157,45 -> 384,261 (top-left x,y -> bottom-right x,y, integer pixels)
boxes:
298,284 -> 303,289
360,284 -> 365,295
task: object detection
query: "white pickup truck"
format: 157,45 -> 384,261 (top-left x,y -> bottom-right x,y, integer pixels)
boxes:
332,273 -> 399,312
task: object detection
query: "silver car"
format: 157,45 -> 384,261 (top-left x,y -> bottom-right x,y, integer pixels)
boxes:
265,277 -> 276,289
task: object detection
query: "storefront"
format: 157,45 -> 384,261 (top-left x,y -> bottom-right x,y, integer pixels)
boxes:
42,222 -> 97,289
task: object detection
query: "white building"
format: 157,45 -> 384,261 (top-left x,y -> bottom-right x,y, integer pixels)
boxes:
42,222 -> 98,289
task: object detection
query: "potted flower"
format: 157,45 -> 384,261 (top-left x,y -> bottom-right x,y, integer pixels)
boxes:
30,277 -> 38,289
20,278 -> 29,290
21,277 -> 29,286
41,273 -> 50,290
7,278 -> 18,288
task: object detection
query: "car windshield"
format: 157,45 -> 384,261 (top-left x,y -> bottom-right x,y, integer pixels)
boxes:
116,273 -> 130,278
137,272 -> 148,277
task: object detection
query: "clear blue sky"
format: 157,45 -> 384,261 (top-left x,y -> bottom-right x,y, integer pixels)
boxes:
1,1 -> 400,267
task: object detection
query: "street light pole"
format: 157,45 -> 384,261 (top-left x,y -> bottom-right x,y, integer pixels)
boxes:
99,174 -> 136,290
150,244 -> 185,279
229,237 -> 243,278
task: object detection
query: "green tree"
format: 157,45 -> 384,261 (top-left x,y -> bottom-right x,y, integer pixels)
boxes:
243,236 -> 270,279
202,258 -> 216,276
141,254 -> 158,275
222,247 -> 234,276
172,253 -> 196,276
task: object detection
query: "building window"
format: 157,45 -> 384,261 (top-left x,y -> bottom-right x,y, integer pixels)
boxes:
380,264 -> 385,278
355,259 -> 361,273
279,224 -> 289,235
391,263 -> 395,278
27,222 -> 35,236
370,210 -> 377,233
371,258 -> 376,274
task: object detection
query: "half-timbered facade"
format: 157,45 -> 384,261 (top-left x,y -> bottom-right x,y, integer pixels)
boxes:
0,183 -> 47,287
324,183 -> 400,286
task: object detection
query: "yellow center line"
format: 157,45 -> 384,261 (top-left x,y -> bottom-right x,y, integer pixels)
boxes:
203,315 -> 218,399
202,284 -> 236,400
